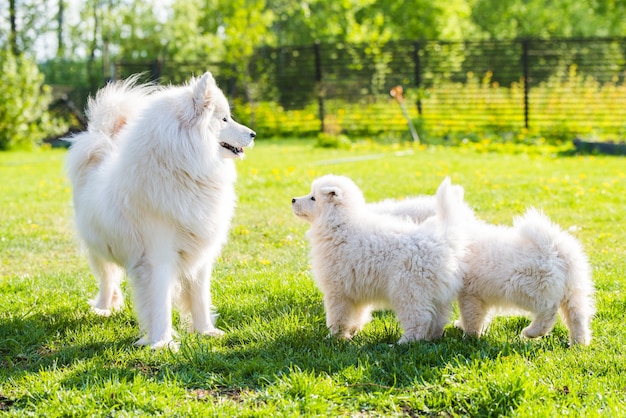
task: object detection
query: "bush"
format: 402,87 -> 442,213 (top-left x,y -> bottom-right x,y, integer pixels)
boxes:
0,50 -> 57,150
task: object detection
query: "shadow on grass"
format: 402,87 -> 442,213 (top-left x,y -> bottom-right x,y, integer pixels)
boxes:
0,299 -> 570,413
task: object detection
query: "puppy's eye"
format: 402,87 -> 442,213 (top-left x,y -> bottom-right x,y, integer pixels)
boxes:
310,196 -> 316,201
222,117 -> 228,122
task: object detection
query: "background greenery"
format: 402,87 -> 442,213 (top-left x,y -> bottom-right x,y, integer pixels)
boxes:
2,1 -> 626,149
1,140 -> 625,416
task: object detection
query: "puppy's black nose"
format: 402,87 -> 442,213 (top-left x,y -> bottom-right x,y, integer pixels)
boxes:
291,198 -> 296,204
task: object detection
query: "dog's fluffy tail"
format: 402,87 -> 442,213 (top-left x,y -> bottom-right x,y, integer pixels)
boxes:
433,177 -> 474,253
514,208 -> 595,345
85,75 -> 155,138
66,76 -> 156,188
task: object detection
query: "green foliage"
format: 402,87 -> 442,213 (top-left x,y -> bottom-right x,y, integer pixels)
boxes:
0,50 -> 63,150
231,66 -> 626,143
1,141 -> 625,415
472,0 -> 626,39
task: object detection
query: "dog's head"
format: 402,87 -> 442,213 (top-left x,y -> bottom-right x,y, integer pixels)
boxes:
186,72 -> 256,159
292,175 -> 365,223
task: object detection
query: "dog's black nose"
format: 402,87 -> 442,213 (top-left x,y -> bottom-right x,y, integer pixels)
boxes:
291,198 -> 296,204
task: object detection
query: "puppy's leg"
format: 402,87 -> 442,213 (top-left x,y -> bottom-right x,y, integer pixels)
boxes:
455,293 -> 489,337
88,251 -> 124,316
521,307 -> 558,340
429,302 -> 453,340
324,293 -> 356,339
187,262 -> 224,337
352,305 -> 373,332
559,289 -> 593,346
394,289 -> 437,343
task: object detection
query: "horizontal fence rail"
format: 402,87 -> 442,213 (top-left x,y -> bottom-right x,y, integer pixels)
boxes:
116,38 -> 626,141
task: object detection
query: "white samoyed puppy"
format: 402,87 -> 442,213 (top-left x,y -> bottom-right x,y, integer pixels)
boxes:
292,176 -> 467,343
455,208 -> 595,346
66,72 -> 255,349
370,193 -> 595,346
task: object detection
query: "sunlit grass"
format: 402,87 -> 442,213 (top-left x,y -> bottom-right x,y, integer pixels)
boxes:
1,140 -> 625,416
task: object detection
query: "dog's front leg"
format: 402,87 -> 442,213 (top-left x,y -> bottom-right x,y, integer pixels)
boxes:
130,253 -> 177,350
187,263 -> 224,337
324,292 -> 357,339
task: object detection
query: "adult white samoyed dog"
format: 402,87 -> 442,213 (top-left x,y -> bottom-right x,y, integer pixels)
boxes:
66,72 -> 255,349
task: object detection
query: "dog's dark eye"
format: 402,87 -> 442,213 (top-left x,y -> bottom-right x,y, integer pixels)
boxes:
310,196 -> 316,201
222,117 -> 228,122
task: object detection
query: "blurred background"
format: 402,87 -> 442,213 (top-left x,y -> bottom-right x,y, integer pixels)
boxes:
1,0 -> 626,149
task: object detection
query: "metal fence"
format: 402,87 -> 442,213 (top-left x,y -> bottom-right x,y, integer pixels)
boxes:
116,38 -> 626,140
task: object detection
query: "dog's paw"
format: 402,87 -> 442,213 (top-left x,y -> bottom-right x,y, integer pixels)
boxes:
199,328 -> 225,338
90,306 -> 113,317
89,298 -> 123,317
397,333 -> 428,344
134,336 -> 179,351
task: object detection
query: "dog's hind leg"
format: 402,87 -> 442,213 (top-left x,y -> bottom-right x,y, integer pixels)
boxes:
185,262 -> 224,337
455,293 -> 489,337
395,291 -> 438,343
560,288 -> 594,346
88,251 -> 124,316
521,306 -> 558,340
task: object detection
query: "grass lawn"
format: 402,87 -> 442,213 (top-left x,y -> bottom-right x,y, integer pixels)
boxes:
1,139 -> 625,416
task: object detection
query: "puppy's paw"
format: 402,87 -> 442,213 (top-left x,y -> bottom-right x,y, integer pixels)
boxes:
89,298 -> 122,317
521,327 -> 545,340
397,333 -> 428,344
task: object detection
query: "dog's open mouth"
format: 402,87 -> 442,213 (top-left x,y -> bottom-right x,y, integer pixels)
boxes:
220,142 -> 244,156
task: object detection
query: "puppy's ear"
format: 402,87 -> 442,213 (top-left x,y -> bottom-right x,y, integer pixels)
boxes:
192,72 -> 217,115
320,186 -> 342,201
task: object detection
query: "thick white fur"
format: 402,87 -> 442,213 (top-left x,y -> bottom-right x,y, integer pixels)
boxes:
368,195 -> 437,224
292,176 -> 467,343
374,193 -> 595,346
456,208 -> 595,346
66,72 -> 255,349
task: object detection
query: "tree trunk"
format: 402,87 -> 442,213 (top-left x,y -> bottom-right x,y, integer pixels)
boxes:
9,0 -> 19,55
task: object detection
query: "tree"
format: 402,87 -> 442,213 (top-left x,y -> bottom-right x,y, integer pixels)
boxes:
0,49 -> 57,150
471,0 -> 626,40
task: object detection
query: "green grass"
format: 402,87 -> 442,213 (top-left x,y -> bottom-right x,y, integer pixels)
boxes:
1,139 -> 625,416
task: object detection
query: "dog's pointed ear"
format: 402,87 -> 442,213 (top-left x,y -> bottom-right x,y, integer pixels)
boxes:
320,186 -> 342,201
192,72 -> 217,115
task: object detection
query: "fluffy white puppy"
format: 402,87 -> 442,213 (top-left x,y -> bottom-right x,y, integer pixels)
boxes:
292,175 -> 467,343
455,208 -> 595,346
373,193 -> 595,346
66,72 -> 255,348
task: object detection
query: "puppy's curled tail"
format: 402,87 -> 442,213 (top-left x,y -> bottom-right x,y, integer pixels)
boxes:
515,208 -> 595,345
434,177 -> 473,247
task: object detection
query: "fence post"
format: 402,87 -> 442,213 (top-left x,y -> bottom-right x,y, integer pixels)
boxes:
412,41 -> 423,115
521,39 -> 530,130
150,59 -> 161,82
314,41 -> 325,133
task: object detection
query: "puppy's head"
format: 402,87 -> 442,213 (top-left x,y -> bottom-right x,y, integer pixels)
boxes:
292,175 -> 365,223
184,72 -> 256,159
